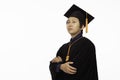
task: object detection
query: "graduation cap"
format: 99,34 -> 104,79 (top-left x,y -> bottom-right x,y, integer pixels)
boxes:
64,4 -> 94,33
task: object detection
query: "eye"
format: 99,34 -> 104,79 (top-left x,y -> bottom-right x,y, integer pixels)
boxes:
72,21 -> 76,23
66,20 -> 70,24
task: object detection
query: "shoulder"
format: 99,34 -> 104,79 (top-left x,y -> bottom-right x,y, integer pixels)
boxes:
81,37 -> 95,48
56,43 -> 69,56
58,42 -> 69,50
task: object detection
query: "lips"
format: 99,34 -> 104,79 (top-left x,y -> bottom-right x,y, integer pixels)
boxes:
68,28 -> 73,31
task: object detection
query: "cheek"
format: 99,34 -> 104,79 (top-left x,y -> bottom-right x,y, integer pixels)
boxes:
66,25 -> 69,30
73,25 -> 80,31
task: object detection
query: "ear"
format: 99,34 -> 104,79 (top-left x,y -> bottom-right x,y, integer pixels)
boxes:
80,25 -> 85,30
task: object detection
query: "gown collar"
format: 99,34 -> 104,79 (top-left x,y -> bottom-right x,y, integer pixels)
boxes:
70,32 -> 83,43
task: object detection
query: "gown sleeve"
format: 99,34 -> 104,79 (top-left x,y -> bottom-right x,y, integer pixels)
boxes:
70,41 -> 98,80
49,45 -> 64,80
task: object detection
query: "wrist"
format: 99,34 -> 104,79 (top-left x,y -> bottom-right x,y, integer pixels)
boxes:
60,64 -> 63,71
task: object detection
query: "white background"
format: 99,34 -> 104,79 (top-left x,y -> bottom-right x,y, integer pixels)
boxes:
0,0 -> 120,80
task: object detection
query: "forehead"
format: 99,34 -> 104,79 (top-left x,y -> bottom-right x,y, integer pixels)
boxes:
68,17 -> 79,21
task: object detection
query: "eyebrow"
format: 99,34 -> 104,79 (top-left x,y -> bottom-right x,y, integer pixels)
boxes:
66,19 -> 70,23
67,19 -> 78,22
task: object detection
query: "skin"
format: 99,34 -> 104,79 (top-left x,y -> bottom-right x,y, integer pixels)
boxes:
66,17 -> 84,38
51,17 -> 85,74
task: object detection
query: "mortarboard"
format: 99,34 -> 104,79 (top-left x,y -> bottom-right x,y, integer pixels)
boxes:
64,4 -> 94,33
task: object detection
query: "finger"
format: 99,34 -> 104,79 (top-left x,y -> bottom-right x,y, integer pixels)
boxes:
57,56 -> 61,59
57,56 -> 60,60
67,62 -> 77,70
68,65 -> 77,70
57,56 -> 62,61
67,68 -> 77,74
51,59 -> 55,63
65,64 -> 77,74
68,71 -> 76,74
69,70 -> 76,74
68,68 -> 77,73
54,58 -> 59,62
67,62 -> 74,64
51,57 -> 58,63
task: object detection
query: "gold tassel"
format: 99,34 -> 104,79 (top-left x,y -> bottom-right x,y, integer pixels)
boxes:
65,45 -> 71,61
65,56 -> 69,61
86,13 -> 88,33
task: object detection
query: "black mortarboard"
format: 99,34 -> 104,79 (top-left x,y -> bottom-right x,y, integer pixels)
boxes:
64,4 -> 94,33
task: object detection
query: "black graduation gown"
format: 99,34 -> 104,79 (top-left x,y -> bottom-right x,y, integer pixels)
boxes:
49,37 -> 98,80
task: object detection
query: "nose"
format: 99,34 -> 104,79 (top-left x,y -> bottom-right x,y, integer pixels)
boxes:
67,22 -> 73,27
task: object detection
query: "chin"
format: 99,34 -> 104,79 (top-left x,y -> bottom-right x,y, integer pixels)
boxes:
69,32 -> 76,35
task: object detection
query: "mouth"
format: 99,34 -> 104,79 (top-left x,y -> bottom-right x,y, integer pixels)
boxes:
68,28 -> 73,31
68,28 -> 74,33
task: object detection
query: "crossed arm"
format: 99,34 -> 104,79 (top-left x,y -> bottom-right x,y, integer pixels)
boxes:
50,56 -> 77,74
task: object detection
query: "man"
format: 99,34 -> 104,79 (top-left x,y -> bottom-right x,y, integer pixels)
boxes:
49,4 -> 98,80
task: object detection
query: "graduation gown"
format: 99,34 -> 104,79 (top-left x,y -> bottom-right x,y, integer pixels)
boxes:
49,37 -> 98,80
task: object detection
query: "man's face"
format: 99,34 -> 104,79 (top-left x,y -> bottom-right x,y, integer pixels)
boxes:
66,17 -> 81,36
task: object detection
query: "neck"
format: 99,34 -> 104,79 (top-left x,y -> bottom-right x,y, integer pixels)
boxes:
71,31 -> 81,38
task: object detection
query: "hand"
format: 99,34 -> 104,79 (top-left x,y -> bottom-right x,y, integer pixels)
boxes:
60,62 -> 77,74
51,56 -> 62,63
